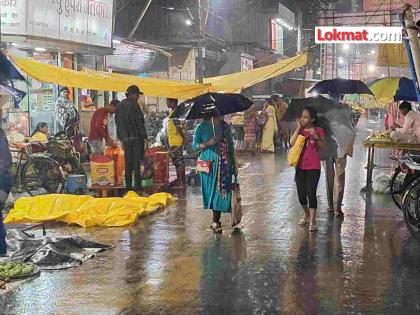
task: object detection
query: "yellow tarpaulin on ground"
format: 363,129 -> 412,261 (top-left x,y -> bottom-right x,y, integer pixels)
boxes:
11,56 -> 213,99
377,44 -> 409,67
204,53 -> 308,92
4,192 -> 176,228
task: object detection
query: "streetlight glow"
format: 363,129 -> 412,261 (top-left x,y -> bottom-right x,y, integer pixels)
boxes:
185,19 -> 193,26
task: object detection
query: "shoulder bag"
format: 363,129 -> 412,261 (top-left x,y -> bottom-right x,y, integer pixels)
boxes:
288,134 -> 306,167
231,176 -> 242,227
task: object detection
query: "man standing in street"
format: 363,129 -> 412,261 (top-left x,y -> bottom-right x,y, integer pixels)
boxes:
166,98 -> 186,187
88,100 -> 119,155
115,85 -> 147,192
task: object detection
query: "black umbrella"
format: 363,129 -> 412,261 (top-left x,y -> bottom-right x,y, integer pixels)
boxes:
170,92 -> 253,120
283,95 -> 341,122
308,78 -> 373,96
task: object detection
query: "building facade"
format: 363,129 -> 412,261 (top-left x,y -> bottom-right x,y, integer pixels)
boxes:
1,0 -> 115,135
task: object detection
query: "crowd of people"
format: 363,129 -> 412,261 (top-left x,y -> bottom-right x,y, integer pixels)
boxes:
236,95 -> 296,154
4,82 -> 420,243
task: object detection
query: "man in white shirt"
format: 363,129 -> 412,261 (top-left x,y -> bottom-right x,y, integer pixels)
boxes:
390,102 -> 420,143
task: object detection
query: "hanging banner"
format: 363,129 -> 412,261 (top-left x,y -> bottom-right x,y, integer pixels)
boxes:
0,84 -> 27,108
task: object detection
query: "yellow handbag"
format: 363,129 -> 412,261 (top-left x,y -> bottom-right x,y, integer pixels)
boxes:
288,135 -> 306,167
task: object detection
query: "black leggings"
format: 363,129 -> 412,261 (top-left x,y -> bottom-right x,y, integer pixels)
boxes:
295,168 -> 321,209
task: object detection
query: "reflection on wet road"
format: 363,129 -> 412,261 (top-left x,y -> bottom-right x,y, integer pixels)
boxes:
3,119 -> 420,314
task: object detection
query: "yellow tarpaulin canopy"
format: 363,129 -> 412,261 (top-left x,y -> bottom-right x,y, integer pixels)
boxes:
4,192 -> 176,228
204,53 -> 308,92
12,56 -> 213,99
377,44 -> 409,67
11,52 -> 307,98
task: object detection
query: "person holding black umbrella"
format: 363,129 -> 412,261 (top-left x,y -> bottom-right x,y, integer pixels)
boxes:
193,113 -> 237,233
172,93 -> 251,232
115,85 -> 148,192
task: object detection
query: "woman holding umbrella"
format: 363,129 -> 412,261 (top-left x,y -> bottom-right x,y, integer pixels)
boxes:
193,113 -> 237,233
172,93 -> 252,233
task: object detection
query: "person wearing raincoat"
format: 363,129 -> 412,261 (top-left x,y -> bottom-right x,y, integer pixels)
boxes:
193,115 -> 237,233
0,126 -> 12,255
55,87 -> 78,132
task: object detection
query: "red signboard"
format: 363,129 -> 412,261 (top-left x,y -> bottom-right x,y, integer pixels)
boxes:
363,0 -> 418,12
271,20 -> 277,51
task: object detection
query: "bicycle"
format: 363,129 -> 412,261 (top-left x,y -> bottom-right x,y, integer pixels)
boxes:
10,142 -> 65,196
389,154 -> 420,210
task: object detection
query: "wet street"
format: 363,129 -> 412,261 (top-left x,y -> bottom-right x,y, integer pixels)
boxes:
2,119 -> 420,315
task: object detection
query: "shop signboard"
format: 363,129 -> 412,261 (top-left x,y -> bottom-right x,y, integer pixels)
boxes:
363,0 -> 418,11
240,54 -> 254,72
106,43 -> 157,72
0,0 -> 27,35
1,0 -> 113,47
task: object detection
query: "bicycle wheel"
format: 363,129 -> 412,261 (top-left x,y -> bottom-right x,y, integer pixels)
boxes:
390,167 -> 404,209
402,178 -> 420,241
21,156 -> 65,196
390,167 -> 418,210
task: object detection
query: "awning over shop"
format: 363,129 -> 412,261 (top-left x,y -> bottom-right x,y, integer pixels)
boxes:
377,44 -> 409,67
11,56 -> 212,99
11,52 -> 307,98
204,53 -> 308,93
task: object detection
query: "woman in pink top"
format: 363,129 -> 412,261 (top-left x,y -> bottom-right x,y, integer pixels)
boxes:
290,107 -> 326,231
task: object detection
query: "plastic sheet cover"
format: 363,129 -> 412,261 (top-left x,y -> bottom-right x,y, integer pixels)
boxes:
2,229 -> 112,270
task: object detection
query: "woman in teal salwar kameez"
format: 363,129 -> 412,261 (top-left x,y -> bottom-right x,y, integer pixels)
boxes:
193,116 -> 237,233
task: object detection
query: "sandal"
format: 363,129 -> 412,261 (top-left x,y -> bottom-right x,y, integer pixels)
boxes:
210,222 -> 223,234
309,224 -> 318,232
298,217 -> 308,226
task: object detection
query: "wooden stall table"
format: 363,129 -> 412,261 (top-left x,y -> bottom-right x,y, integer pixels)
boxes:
362,138 -> 420,192
89,183 -> 169,198
89,185 -> 126,198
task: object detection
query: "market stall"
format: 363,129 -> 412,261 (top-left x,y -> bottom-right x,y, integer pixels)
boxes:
363,135 -> 420,192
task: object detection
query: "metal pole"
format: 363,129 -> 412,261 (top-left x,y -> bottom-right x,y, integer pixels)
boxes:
197,0 -> 204,83
127,0 -> 153,40
297,11 -> 302,53
399,12 -> 420,102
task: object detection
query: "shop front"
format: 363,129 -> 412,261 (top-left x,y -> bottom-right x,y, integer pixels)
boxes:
0,0 -> 114,136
